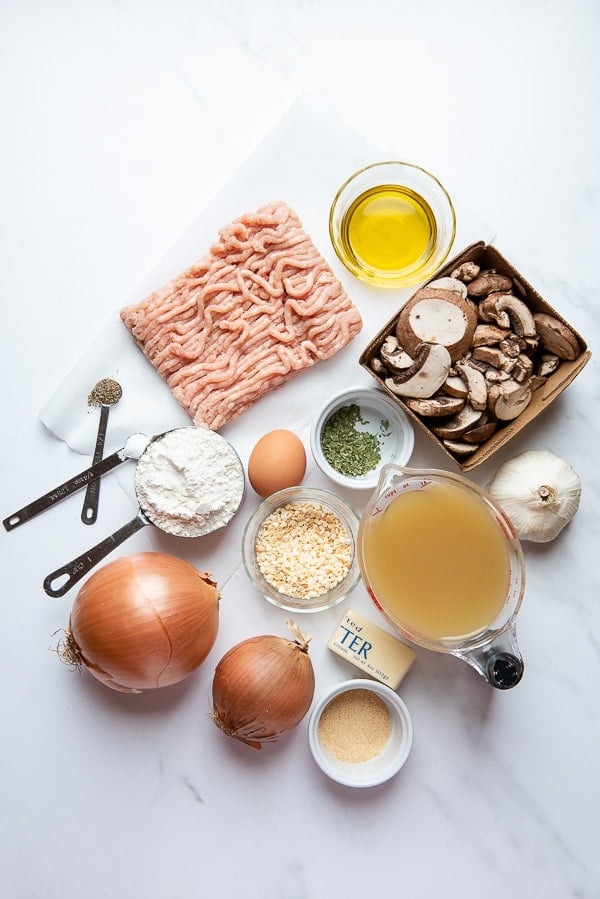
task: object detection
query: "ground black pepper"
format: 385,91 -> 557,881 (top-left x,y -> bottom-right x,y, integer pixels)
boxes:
88,378 -> 122,407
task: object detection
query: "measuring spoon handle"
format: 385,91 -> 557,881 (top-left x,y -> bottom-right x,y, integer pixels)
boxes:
3,434 -> 150,533
81,404 -> 110,526
3,448 -> 129,532
43,512 -> 149,597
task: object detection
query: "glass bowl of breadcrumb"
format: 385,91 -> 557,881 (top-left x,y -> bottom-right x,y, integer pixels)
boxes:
242,486 -> 361,613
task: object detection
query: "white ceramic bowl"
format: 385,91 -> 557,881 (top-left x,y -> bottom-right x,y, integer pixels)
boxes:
308,679 -> 414,788
310,387 -> 414,490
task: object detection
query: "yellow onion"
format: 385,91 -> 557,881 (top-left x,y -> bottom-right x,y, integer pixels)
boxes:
60,552 -> 219,693
211,620 -> 315,749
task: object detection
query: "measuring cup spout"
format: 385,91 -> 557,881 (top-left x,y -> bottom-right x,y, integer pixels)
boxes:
456,620 -> 524,689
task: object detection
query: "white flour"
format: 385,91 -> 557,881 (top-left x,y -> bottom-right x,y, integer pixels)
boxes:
134,427 -> 245,537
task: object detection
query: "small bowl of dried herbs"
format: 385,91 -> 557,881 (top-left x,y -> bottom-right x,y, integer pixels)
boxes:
310,387 -> 414,490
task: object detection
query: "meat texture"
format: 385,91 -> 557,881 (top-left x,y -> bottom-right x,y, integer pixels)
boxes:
121,201 -> 362,429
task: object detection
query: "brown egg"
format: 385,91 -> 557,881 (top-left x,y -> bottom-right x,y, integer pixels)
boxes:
248,430 -> 307,498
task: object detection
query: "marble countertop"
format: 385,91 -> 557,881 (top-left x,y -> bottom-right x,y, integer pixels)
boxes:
1,2 -> 598,898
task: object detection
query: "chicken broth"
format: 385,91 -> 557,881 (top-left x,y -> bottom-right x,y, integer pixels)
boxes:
361,481 -> 511,641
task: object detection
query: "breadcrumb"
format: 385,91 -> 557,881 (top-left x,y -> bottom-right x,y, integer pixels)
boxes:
255,501 -> 353,599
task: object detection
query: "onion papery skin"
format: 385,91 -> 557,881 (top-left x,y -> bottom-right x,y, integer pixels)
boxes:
211,633 -> 315,749
69,552 -> 219,693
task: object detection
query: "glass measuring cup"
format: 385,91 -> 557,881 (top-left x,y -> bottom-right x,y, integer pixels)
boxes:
357,463 -> 525,689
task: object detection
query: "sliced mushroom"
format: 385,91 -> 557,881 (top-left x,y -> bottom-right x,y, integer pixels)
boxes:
432,403 -> 483,439
472,323 -> 511,347
485,368 -> 512,383
455,359 -> 488,411
537,353 -> 560,377
512,354 -> 534,383
496,295 -> 537,338
428,277 -> 468,299
385,343 -> 451,399
379,335 -> 414,372
465,356 -> 492,375
442,439 -> 477,457
370,357 -> 388,375
530,374 -> 547,391
467,271 -> 513,297
466,357 -> 512,382
498,334 -> 523,358
404,395 -> 466,417
382,334 -> 399,350
462,419 -> 498,444
450,261 -> 480,283
488,380 -> 532,421
472,345 -> 516,373
478,294 -> 511,328
441,374 -> 469,398
533,313 -> 580,360
396,288 -> 478,361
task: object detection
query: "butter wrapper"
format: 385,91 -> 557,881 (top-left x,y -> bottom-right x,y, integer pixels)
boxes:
327,608 -> 416,688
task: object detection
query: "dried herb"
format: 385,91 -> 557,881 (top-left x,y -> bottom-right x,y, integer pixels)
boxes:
320,404 -> 383,477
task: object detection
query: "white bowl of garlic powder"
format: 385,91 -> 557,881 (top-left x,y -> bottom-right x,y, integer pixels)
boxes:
308,679 -> 413,788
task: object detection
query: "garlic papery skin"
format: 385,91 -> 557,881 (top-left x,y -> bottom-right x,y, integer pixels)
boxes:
487,450 -> 581,543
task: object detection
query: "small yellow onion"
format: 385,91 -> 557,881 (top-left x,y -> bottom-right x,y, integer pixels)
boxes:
211,620 -> 315,749
60,552 -> 219,693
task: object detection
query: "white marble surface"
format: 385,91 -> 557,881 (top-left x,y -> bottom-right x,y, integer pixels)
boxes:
1,2 -> 599,898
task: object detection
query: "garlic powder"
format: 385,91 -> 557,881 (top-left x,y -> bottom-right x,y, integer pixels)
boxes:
317,689 -> 391,764
134,427 -> 244,537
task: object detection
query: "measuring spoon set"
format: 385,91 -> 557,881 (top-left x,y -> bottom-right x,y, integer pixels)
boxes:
6,380 -> 193,597
4,420 -> 245,598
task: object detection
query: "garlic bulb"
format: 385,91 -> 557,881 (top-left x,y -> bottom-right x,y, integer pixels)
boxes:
487,450 -> 581,543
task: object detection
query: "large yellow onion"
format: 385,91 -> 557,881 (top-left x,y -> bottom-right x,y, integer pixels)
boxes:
62,552 -> 219,693
211,620 -> 315,749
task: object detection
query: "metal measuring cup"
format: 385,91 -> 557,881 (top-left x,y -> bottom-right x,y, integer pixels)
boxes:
43,427 -> 245,597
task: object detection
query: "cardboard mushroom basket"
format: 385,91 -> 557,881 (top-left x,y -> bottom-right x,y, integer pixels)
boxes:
359,242 -> 591,472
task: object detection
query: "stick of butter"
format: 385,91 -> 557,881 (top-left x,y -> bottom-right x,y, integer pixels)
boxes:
327,608 -> 416,689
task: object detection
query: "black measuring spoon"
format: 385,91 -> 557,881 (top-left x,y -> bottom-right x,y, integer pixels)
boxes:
3,433 -> 150,532
81,378 -> 123,525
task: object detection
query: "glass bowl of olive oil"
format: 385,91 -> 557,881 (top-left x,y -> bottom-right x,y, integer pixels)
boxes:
329,161 -> 456,288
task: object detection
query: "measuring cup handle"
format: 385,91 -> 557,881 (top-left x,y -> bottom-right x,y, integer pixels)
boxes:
43,513 -> 148,597
3,448 -> 128,532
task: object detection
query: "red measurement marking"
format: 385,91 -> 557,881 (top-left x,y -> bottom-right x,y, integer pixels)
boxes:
367,587 -> 383,612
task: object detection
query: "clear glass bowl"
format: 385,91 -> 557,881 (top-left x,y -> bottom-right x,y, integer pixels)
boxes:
329,160 -> 456,288
242,486 -> 360,613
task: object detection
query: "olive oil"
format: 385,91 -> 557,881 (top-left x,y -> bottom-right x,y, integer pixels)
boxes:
361,481 -> 511,641
340,185 -> 437,277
